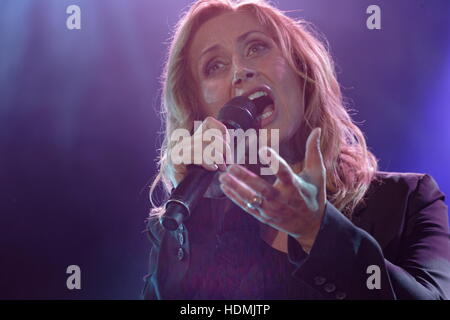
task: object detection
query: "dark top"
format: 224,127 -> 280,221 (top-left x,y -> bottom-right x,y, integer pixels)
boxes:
142,172 -> 450,300
180,200 -> 322,299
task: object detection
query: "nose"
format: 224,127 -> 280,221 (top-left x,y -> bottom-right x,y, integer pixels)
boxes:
232,67 -> 257,86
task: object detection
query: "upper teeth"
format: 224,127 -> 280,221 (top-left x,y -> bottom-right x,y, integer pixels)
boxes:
248,91 -> 267,100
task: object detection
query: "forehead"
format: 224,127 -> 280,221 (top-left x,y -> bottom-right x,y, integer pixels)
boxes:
189,10 -> 268,58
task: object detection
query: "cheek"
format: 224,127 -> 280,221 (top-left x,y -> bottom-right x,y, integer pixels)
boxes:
270,56 -> 292,83
275,57 -> 304,111
199,80 -> 228,116
271,57 -> 305,136
270,56 -> 303,102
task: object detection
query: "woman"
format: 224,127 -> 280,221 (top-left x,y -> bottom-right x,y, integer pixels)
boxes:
143,0 -> 450,300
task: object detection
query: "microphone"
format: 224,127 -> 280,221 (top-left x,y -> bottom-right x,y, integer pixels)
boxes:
159,95 -> 271,231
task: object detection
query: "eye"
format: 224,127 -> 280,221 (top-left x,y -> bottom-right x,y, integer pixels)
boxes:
247,41 -> 268,57
204,60 -> 226,76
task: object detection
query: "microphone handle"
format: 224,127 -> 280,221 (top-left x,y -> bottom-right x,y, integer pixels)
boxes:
159,95 -> 261,231
160,166 -> 215,231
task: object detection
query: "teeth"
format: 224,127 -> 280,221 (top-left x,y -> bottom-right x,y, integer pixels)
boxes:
257,105 -> 274,122
260,110 -> 273,120
248,91 -> 267,100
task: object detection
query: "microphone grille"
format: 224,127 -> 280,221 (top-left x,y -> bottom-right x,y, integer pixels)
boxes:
218,96 -> 259,130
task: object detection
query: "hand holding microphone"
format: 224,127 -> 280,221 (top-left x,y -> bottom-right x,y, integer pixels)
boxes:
160,96 -> 267,231
167,116 -> 232,188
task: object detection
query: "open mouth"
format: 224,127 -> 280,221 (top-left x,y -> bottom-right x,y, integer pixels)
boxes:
247,90 -> 275,124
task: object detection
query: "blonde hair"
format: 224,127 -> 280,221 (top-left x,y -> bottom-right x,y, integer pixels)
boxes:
150,0 -> 378,219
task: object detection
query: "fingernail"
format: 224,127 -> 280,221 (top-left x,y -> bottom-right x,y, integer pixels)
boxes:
228,165 -> 239,175
218,172 -> 229,183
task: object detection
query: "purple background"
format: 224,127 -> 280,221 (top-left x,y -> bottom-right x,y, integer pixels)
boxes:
0,0 -> 449,299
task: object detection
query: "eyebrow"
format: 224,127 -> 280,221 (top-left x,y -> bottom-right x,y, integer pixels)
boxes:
199,30 -> 267,59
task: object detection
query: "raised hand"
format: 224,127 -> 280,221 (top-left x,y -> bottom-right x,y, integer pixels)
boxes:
219,128 -> 326,253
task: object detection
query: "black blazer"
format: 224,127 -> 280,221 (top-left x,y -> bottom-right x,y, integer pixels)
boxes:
142,171 -> 450,299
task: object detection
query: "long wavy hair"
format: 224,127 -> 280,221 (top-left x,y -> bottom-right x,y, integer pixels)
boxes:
149,0 -> 378,219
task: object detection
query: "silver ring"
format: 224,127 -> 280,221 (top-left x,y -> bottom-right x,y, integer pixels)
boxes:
246,193 -> 263,210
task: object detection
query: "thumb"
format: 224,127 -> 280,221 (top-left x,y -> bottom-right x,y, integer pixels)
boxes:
303,128 -> 325,182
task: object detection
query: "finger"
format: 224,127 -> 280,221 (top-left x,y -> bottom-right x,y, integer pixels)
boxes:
203,116 -> 228,134
202,163 -> 219,171
259,146 -> 295,186
303,127 -> 325,182
205,117 -> 233,162
204,149 -> 227,171
226,164 -> 279,201
198,116 -> 231,151
197,129 -> 233,167
194,116 -> 226,135
220,183 -> 274,225
191,132 -> 231,170
219,171 -> 282,222
220,137 -> 233,166
219,172 -> 255,201
220,182 -> 255,214
173,139 -> 218,171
